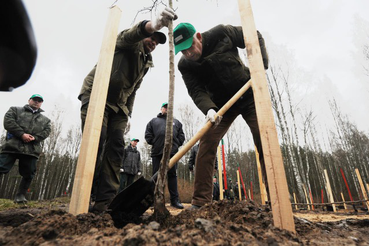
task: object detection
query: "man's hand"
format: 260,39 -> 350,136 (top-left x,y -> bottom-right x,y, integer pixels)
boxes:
137,172 -> 142,176
21,133 -> 35,143
206,109 -> 222,126
151,7 -> 178,31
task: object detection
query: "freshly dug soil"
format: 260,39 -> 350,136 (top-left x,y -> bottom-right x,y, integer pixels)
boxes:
0,199 -> 368,245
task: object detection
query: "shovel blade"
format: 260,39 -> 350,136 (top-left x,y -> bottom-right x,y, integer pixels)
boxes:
108,176 -> 155,227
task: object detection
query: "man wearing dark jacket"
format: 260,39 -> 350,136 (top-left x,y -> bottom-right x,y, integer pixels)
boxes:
0,94 -> 51,203
119,138 -> 142,192
145,102 -> 185,209
173,23 -> 269,209
78,8 -> 177,213
189,143 -> 218,173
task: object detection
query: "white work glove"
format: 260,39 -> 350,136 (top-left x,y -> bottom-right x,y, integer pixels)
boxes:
137,172 -> 142,176
151,7 -> 178,31
206,109 -> 222,126
120,168 -> 124,173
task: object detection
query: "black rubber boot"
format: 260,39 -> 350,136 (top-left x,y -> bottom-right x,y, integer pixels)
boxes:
14,178 -> 31,203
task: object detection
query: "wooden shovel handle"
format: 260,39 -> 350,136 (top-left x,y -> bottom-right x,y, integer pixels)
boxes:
168,79 -> 251,168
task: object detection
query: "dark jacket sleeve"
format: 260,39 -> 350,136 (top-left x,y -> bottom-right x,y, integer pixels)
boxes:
179,58 -> 218,115
115,21 -> 152,49
121,148 -> 128,168
224,25 -> 269,69
188,146 -> 196,171
177,122 -> 185,146
145,120 -> 154,145
32,116 -> 51,142
3,107 -> 25,138
137,151 -> 142,172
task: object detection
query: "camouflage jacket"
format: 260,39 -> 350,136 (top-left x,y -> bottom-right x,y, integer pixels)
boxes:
78,20 -> 154,117
1,105 -> 51,158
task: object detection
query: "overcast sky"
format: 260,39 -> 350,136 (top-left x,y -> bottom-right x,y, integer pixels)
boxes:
1,0 -> 368,149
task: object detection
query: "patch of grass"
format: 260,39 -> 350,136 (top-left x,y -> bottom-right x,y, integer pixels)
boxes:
0,197 -> 71,211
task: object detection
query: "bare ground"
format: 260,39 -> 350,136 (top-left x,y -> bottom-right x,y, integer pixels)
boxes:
0,199 -> 368,245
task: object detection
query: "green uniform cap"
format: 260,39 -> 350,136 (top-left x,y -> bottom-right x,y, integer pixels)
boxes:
173,23 -> 196,55
30,94 -> 44,101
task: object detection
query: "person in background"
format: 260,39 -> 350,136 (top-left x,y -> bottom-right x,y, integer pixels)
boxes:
119,138 -> 142,192
0,94 -> 51,203
78,8 -> 177,213
145,102 -> 185,209
188,143 -> 218,174
174,22 -> 269,209
212,176 -> 220,201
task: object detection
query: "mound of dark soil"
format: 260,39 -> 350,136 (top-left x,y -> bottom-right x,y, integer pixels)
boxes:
0,200 -> 368,245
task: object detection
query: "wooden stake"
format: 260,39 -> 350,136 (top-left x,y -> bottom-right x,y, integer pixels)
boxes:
340,192 -> 347,210
355,168 -> 369,210
69,6 -> 122,215
255,145 -> 267,204
309,189 -> 315,210
324,169 -> 337,212
303,185 -> 310,210
237,170 -> 242,201
238,0 -> 295,232
293,193 -> 298,210
217,146 -> 224,200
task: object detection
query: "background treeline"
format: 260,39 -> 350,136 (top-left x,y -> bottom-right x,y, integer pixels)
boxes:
0,96 -> 368,205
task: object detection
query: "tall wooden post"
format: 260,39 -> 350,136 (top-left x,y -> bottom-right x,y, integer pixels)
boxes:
303,185 -> 310,210
217,146 -> 224,200
255,145 -> 267,204
324,169 -> 337,212
293,193 -> 298,210
340,192 -> 347,210
69,6 -> 122,215
237,170 -> 242,200
238,0 -> 295,232
355,168 -> 369,210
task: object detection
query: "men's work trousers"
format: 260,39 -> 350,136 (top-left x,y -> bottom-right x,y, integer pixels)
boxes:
119,173 -> 135,192
152,155 -> 179,203
192,101 -> 267,207
0,153 -> 37,195
81,103 -> 128,204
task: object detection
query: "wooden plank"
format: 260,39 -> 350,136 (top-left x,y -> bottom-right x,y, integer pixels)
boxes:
255,145 -> 267,204
69,6 -> 122,215
340,192 -> 347,210
324,169 -> 337,212
303,185 -> 310,210
217,146 -> 224,200
293,193 -> 298,210
237,0 -> 295,232
237,170 -> 242,201
355,168 -> 369,210
309,189 -> 315,210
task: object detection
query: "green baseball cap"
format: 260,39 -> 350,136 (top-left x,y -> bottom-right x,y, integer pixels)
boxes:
161,102 -> 168,107
131,138 -> 139,142
173,23 -> 196,55
30,94 -> 44,101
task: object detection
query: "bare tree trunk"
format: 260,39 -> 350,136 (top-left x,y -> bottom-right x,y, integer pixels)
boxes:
153,0 -> 175,221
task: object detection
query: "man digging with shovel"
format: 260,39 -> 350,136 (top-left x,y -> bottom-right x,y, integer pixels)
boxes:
173,22 -> 269,209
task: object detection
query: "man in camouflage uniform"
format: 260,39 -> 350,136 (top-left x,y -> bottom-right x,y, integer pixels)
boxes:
0,94 -> 51,203
78,8 -> 177,212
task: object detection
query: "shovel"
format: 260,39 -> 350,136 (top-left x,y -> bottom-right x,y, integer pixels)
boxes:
109,79 -> 252,227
